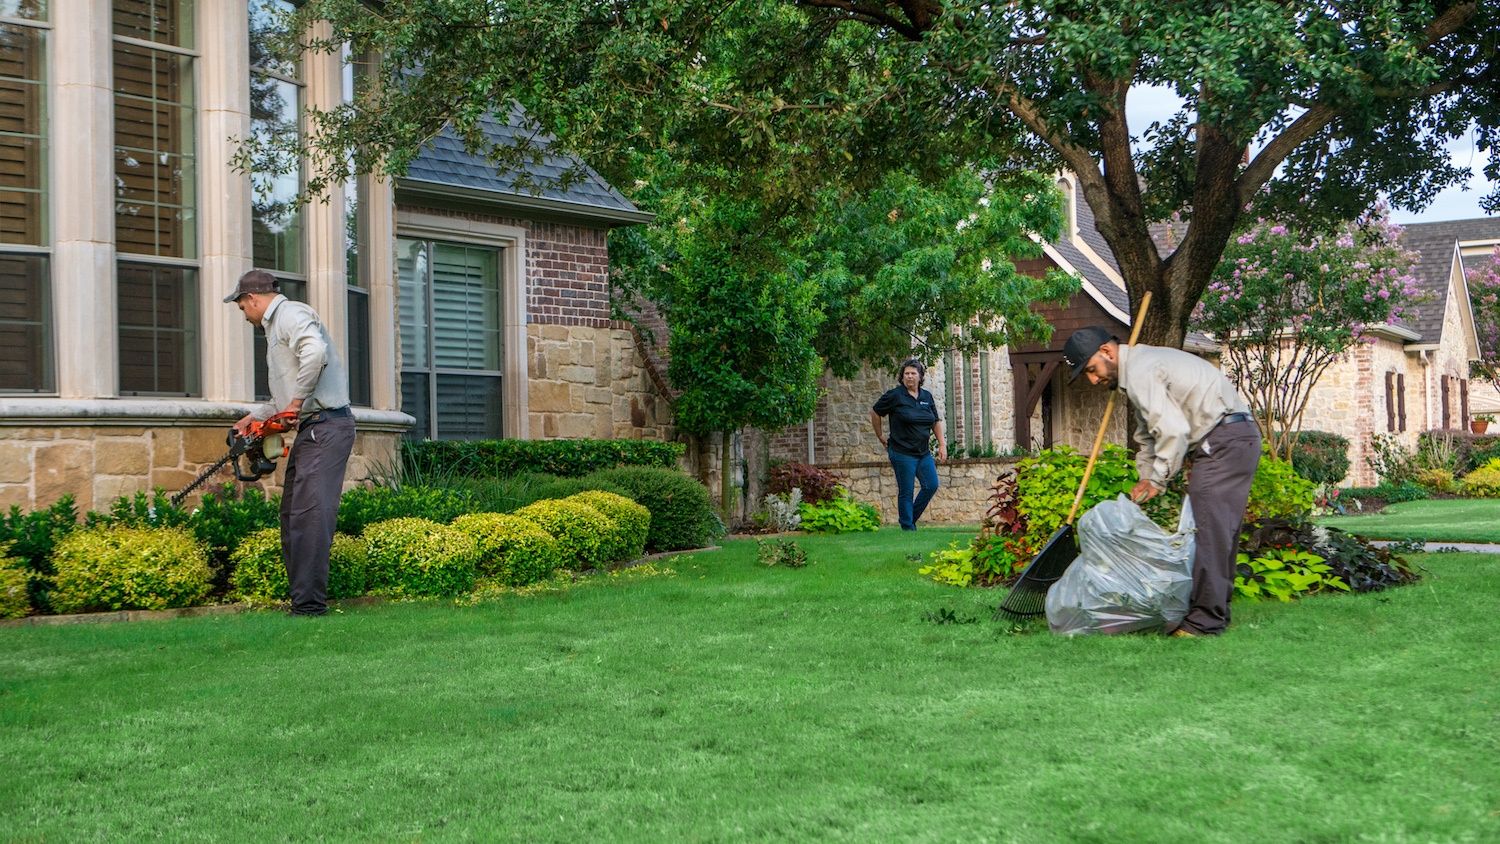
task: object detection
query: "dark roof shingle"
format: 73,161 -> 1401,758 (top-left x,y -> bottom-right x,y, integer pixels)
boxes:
1399,217 -> 1500,342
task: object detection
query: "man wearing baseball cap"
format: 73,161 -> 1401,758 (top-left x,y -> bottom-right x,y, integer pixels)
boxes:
1062,325 -> 1259,637
227,269 -> 354,616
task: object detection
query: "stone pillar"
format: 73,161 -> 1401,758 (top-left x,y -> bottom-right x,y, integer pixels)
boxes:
302,22 -> 348,351
50,0 -> 116,399
196,0 -> 256,401
365,175 -> 399,412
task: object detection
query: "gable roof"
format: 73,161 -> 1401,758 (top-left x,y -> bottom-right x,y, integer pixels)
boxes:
399,103 -> 652,226
1400,217 -> 1499,344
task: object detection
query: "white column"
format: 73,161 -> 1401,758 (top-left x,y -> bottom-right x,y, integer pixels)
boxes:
303,22 -> 348,352
366,175 -> 399,411
50,0 -> 117,398
196,0 -> 255,401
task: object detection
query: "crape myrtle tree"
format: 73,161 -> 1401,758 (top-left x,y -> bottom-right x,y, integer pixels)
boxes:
266,0 -> 1497,351
1189,209 -> 1422,462
1469,245 -> 1500,395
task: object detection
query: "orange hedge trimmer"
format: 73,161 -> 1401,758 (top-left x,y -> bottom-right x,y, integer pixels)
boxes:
171,411 -> 298,507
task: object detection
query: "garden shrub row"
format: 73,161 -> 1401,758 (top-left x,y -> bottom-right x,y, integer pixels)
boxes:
401,438 -> 685,480
1,463 -> 718,617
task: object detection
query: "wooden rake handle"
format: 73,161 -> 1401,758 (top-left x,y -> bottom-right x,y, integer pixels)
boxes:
1065,291 -> 1152,525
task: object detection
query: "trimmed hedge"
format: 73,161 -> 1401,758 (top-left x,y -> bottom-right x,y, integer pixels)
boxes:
49,525 -> 213,613
567,491 -> 650,562
363,518 -> 481,598
229,528 -> 370,604
1290,430 -> 1351,485
337,485 -> 475,536
581,467 -> 723,551
450,513 -> 565,585
512,499 -> 617,570
401,438 -> 685,479
0,544 -> 28,619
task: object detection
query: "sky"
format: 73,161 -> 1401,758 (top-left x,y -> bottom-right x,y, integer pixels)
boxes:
1125,85 -> 1495,225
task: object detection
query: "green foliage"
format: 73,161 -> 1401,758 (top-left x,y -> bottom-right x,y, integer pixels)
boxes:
1246,455 -> 1317,522
83,488 -> 192,530
1415,468 -> 1457,494
188,484 -> 282,590
1425,432 -> 1500,476
917,542 -> 977,588
337,485 -> 475,536
362,518 -> 481,598
49,525 -> 213,613
1234,547 -> 1349,602
0,495 -> 79,612
1291,431 -> 1351,485
1015,445 -> 1183,542
579,467 -> 723,551
229,528 -> 370,605
756,538 -> 807,568
798,490 -> 880,534
766,463 -> 845,505
0,545 -> 30,619
511,499 -> 616,571
450,513 -> 565,586
401,438 -> 683,480
567,491 -> 651,563
1460,465 -> 1500,499
1344,481 -> 1432,504
1366,433 -> 1419,485
1241,519 -> 1419,593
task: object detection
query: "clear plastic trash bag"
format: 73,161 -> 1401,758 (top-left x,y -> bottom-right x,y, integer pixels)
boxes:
1045,494 -> 1196,636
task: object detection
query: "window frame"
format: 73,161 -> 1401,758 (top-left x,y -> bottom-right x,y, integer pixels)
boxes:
0,11 -> 54,394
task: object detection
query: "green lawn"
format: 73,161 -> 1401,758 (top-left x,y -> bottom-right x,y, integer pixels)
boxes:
1317,498 -> 1500,543
3,528 -> 1498,841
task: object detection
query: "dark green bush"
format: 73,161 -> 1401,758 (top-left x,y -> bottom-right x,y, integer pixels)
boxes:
83,488 -> 192,530
363,517 -> 480,598
189,484 -> 281,593
1290,430 -> 1351,485
401,438 -> 684,480
579,467 -> 723,551
50,525 -> 213,613
0,495 -> 79,613
337,485 -> 475,536
1343,481 -> 1431,504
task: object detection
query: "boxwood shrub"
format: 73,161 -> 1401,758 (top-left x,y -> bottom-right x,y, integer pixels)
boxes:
0,544 -> 29,619
230,528 -> 371,605
337,485 -> 475,536
49,525 -> 213,613
567,491 -> 650,561
450,513 -> 564,585
363,518 -> 481,598
512,499 -> 616,570
1460,461 -> 1500,498
402,438 -> 684,479
581,467 -> 723,551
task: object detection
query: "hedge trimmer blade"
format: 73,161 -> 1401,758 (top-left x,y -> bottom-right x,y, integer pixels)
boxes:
171,450 -> 239,508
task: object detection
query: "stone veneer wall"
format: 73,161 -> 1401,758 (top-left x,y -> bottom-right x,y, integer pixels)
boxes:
527,323 -> 676,441
831,457 -> 1019,525
0,423 -> 400,513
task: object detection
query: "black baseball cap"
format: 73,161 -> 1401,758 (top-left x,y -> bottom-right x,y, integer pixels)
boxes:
1062,326 -> 1118,382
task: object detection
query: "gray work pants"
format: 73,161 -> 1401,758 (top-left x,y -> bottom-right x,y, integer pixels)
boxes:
280,415 -> 356,614
1179,419 -> 1261,635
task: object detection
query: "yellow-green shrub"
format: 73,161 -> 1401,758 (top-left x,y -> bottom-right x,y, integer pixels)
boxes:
512,500 -> 615,570
1246,454 -> 1317,521
0,543 -> 29,618
230,528 -> 370,605
1415,467 -> 1456,493
450,513 -> 564,585
1460,465 -> 1500,498
363,517 -> 480,597
50,525 -> 212,613
566,491 -> 650,562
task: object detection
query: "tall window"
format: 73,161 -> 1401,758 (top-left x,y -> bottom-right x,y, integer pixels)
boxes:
249,0 -> 305,401
0,2 -> 53,393
397,238 -> 503,440
114,0 -> 198,396
342,45 -> 370,406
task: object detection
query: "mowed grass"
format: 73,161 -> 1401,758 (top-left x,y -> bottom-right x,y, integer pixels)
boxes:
2,528 -> 1498,842
1317,498 -> 1500,543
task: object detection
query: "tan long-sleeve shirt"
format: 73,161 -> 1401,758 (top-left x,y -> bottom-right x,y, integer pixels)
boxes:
1116,344 -> 1250,486
253,295 -> 350,422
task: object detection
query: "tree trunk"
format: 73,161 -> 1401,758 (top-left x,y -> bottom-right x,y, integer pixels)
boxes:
721,429 -> 734,522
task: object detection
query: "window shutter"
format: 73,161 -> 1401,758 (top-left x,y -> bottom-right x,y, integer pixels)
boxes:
1461,378 -> 1469,427
1385,372 -> 1395,433
1442,376 -> 1451,429
1396,373 -> 1406,432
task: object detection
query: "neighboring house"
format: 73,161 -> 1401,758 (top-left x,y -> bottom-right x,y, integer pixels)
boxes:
0,1 -> 667,513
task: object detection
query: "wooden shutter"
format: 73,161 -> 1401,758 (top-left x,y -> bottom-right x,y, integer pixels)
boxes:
1461,379 -> 1470,428
1442,376 -> 1451,429
1397,373 -> 1407,432
1385,372 -> 1396,433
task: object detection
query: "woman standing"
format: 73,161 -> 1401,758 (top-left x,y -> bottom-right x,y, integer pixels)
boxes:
870,359 -> 947,530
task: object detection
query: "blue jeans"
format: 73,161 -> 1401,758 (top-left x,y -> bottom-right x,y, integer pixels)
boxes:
887,448 -> 939,530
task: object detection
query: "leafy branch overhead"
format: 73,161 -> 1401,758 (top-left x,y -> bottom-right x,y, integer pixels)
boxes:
273,0 -> 1498,350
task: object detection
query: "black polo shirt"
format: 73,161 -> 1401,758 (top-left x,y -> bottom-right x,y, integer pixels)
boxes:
873,387 -> 941,457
